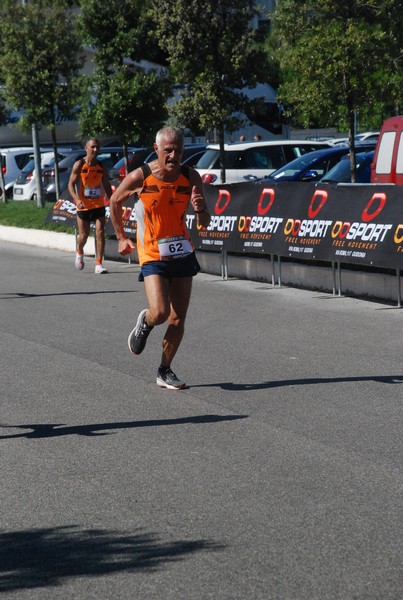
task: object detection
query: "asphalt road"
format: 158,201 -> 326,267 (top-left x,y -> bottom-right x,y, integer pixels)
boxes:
0,241 -> 401,600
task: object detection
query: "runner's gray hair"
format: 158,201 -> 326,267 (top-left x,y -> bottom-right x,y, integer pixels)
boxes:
155,126 -> 184,145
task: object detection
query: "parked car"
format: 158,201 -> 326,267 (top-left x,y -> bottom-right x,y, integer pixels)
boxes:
13,150 -> 71,201
328,132 -> 379,147
263,144 -> 376,183
355,131 -> 380,144
109,144 -> 207,190
320,151 -> 374,184
144,143 -> 208,166
194,140 -> 332,184
182,146 -> 209,167
0,147 -> 36,198
43,146 -> 136,201
108,147 -> 153,184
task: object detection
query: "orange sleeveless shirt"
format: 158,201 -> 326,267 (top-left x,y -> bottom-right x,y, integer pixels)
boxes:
77,161 -> 105,211
135,165 -> 194,265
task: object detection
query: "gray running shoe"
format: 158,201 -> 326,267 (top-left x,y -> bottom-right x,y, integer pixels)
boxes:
156,367 -> 186,390
128,309 -> 153,355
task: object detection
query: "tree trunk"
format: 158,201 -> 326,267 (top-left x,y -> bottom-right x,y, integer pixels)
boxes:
32,123 -> 44,208
218,123 -> 226,184
51,114 -> 61,201
347,109 -> 357,184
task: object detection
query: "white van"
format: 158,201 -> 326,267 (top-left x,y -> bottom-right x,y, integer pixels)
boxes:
195,139 -> 332,184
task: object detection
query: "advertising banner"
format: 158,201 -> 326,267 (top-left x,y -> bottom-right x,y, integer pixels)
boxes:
46,181 -> 403,269
46,195 -> 138,238
186,182 -> 403,270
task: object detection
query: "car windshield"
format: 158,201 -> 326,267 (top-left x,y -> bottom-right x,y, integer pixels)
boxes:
195,149 -> 247,170
321,152 -> 374,183
112,153 -> 135,170
195,149 -> 220,169
59,151 -> 86,167
269,152 -> 322,180
21,158 -> 35,173
321,158 -> 352,183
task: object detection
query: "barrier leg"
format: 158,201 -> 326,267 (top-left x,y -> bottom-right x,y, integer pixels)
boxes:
332,262 -> 336,295
221,250 -> 228,280
337,262 -> 342,297
270,254 -> 275,286
397,270 -> 401,308
277,255 -> 282,287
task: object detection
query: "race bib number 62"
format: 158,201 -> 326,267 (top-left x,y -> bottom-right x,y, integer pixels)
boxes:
158,235 -> 192,260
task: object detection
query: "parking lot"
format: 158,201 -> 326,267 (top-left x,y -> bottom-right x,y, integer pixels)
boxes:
0,240 -> 401,599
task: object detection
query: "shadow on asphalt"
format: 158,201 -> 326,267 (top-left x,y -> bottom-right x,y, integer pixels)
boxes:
192,374 -> 403,391
0,526 -> 224,592
0,290 -> 136,299
0,415 -> 248,439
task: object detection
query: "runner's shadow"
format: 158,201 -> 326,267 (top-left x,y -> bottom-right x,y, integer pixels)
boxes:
0,526 -> 224,592
0,414 -> 248,440
0,290 -> 136,300
192,375 -> 403,391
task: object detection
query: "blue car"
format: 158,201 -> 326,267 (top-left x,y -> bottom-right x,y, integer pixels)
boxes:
320,150 -> 374,184
263,144 -> 375,183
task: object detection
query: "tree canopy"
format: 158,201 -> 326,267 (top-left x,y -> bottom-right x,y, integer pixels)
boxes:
78,0 -> 172,154
0,0 -> 84,204
273,0 -> 403,132
0,0 -> 84,134
272,0 -> 403,180
151,0 -> 272,181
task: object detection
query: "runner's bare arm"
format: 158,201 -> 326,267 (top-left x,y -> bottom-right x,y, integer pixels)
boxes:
109,167 -> 144,254
189,168 -> 211,228
102,163 -> 113,199
68,160 -> 84,208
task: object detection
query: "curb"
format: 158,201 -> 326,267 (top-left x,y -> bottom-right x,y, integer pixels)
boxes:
0,225 -> 95,255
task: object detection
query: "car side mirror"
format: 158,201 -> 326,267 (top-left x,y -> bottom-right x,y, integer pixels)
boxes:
302,170 -> 319,181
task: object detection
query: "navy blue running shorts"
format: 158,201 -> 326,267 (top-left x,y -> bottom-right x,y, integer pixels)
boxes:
77,206 -> 106,222
139,252 -> 201,281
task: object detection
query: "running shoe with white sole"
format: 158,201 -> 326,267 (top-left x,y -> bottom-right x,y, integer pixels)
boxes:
75,254 -> 84,270
128,309 -> 154,355
95,264 -> 107,274
156,367 -> 186,390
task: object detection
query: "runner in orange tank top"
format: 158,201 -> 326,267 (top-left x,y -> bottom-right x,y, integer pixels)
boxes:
110,126 -> 210,389
68,138 -> 112,274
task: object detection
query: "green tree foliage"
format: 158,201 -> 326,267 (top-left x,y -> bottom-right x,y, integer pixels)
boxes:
0,0 -> 84,203
376,0 -> 403,116
0,0 -> 83,133
78,68 -> 171,149
150,0 -> 271,182
273,0 -> 403,180
78,0 -> 172,158
79,0 -> 168,66
273,0 -> 403,131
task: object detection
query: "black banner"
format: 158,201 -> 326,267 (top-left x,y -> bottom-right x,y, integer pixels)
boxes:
46,181 -> 403,269
186,182 -> 403,270
45,195 -> 138,238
